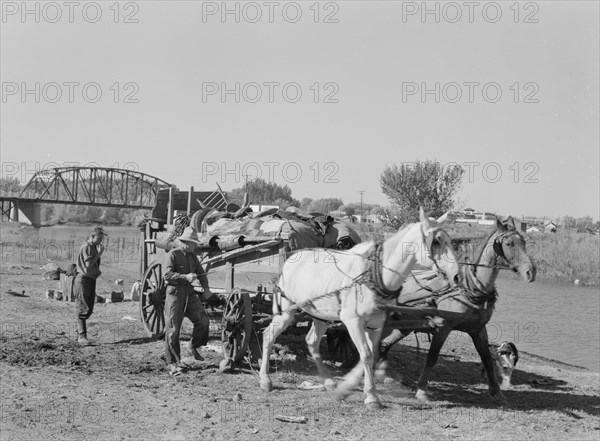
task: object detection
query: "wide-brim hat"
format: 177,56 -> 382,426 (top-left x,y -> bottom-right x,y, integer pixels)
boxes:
92,225 -> 108,236
178,227 -> 201,244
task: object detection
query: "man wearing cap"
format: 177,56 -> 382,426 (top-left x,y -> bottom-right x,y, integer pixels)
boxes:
74,225 -> 107,345
164,227 -> 213,375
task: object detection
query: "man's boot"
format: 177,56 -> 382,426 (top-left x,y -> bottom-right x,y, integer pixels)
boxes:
78,319 -> 90,345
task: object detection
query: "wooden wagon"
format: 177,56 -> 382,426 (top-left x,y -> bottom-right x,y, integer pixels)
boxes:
137,187 -> 360,367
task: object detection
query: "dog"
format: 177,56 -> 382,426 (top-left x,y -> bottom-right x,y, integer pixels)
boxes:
482,341 -> 519,388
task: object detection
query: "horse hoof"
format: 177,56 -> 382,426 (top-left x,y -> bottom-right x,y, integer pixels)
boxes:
365,399 -> 383,410
415,390 -> 430,402
334,388 -> 351,401
491,393 -> 509,407
324,378 -> 337,392
219,358 -> 234,373
260,380 -> 273,392
374,368 -> 387,383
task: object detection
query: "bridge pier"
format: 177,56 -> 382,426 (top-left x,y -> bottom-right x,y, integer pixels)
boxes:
16,201 -> 42,228
11,202 -> 19,222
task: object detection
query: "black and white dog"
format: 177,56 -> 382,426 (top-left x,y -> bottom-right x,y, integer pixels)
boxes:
482,341 -> 519,388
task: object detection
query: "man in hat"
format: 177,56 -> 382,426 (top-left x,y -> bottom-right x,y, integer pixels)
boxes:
74,225 -> 107,345
164,227 -> 213,375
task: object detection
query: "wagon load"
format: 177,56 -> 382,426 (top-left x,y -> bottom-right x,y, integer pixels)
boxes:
154,207 -> 362,254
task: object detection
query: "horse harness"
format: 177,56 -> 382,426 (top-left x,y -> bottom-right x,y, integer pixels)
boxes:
276,227 -> 446,314
403,230 -> 520,311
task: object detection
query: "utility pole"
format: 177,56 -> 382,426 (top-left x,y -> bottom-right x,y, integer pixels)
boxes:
359,191 -> 365,223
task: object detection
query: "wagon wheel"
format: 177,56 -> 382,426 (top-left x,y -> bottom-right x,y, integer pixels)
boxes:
139,261 -> 166,338
221,288 -> 253,363
327,329 -> 360,369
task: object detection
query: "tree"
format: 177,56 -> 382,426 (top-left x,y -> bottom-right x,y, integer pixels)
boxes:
103,207 -> 124,224
380,160 -> 464,223
342,205 -> 356,216
575,216 -> 594,231
562,216 -> 576,228
305,198 -> 344,214
0,177 -> 21,193
300,198 -> 313,210
373,206 -> 404,230
228,178 -> 299,207
341,202 -> 381,216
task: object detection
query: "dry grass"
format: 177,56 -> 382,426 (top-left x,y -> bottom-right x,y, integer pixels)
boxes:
527,230 -> 600,286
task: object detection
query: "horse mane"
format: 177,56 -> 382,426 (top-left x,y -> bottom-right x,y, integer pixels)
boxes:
471,227 -> 499,265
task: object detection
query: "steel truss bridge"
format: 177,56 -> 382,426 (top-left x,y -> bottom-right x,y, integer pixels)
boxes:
0,167 -> 172,226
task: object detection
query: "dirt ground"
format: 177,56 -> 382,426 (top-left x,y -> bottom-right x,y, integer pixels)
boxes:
1,224 -> 599,440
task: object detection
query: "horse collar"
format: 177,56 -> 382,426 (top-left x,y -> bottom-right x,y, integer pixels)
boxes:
365,242 -> 402,299
461,267 -> 498,308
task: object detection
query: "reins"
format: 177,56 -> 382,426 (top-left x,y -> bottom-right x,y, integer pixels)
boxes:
458,261 -> 512,270
457,230 -> 521,271
405,229 -> 523,310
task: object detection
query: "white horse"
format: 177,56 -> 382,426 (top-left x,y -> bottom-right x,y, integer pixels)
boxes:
259,208 -> 461,408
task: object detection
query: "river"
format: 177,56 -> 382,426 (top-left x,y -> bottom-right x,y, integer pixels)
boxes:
486,275 -> 600,372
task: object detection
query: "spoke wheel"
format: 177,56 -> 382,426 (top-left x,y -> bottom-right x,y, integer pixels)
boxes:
139,261 -> 166,338
327,329 -> 360,369
221,288 -> 253,362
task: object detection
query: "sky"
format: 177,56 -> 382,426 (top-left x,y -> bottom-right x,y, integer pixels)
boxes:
1,0 -> 598,220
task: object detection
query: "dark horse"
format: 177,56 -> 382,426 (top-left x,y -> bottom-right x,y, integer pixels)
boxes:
377,216 -> 536,404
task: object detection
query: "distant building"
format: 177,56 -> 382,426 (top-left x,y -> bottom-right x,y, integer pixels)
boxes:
522,216 -> 545,227
341,215 -> 358,223
366,214 -> 381,224
513,219 -> 528,232
353,214 -> 381,224
544,222 -> 558,233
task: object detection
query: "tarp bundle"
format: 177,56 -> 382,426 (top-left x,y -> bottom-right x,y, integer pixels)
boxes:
202,209 -> 362,252
155,207 -> 363,254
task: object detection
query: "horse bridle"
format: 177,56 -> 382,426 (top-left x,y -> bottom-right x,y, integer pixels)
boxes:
421,226 -> 453,281
376,226 -> 450,276
462,230 -> 522,272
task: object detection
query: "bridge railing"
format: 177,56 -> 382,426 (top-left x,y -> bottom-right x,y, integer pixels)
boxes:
0,190 -> 37,199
